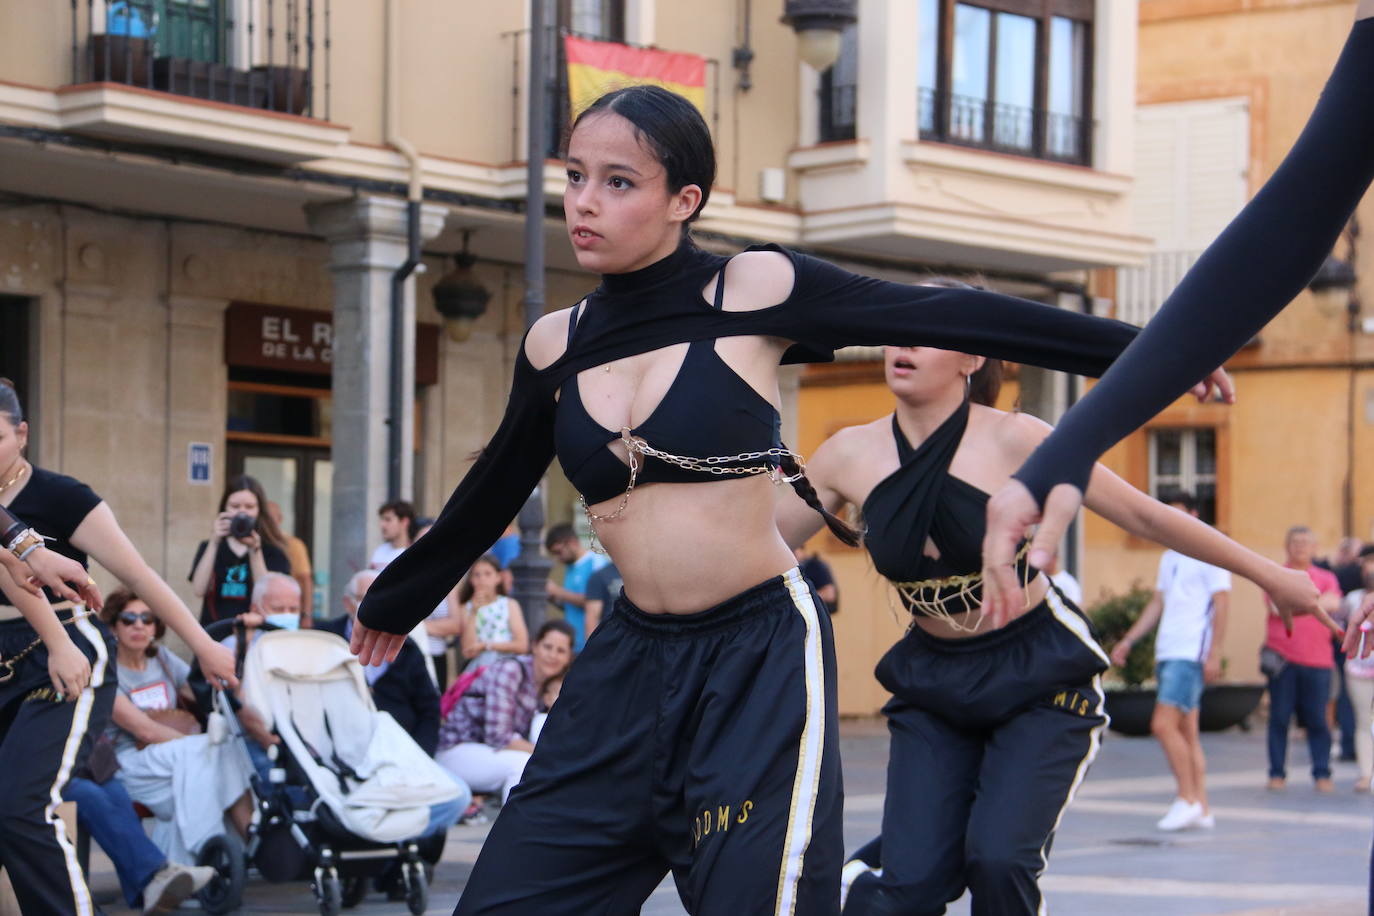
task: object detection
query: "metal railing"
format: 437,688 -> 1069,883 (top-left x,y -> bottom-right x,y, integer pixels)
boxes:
69,0 -> 330,119
918,87 -> 1090,166
818,81 -> 856,143
1116,249 -> 1201,327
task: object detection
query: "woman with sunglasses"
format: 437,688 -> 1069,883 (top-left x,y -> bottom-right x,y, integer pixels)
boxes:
100,588 -> 254,864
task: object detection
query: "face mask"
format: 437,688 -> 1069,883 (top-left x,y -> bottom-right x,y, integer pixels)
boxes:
265,613 -> 300,631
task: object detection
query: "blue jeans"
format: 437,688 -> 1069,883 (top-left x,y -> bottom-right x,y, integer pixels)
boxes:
62,777 -> 166,908
1266,661 -> 1333,780
1156,659 -> 1205,713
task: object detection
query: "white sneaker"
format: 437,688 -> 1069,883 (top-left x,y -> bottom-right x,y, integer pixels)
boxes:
1195,812 -> 1216,829
184,864 -> 218,893
142,863 -> 195,914
1156,797 -> 1204,831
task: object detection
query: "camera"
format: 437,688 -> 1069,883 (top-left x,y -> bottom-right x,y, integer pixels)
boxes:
228,513 -> 256,540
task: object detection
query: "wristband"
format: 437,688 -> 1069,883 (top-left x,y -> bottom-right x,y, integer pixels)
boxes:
11,529 -> 46,561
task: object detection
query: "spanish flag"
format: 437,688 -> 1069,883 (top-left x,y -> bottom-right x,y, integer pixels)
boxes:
565,35 -> 707,121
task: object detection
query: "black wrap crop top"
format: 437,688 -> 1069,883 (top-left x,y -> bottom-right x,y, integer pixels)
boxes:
862,400 -> 1030,613
358,239 -> 1142,636
555,261 -> 783,505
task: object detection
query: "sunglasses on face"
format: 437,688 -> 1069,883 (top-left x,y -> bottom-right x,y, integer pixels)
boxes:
118,611 -> 155,626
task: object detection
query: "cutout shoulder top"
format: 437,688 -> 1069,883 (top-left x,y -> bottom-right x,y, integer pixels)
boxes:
554,259 -> 782,506
358,240 -> 1141,635
862,401 -> 1028,612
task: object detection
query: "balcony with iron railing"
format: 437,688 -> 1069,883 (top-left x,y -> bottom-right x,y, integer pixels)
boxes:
70,0 -> 329,117
56,0 -> 344,162
918,86 -> 1090,167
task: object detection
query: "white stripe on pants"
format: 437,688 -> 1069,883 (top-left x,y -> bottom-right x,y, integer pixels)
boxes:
436,742 -> 530,804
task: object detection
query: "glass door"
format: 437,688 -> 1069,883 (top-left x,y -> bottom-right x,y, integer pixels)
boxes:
227,443 -> 332,617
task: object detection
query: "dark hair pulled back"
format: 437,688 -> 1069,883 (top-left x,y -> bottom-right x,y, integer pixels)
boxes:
570,85 -> 716,235
0,378 -> 23,425
921,277 -> 1004,407
779,449 -> 862,548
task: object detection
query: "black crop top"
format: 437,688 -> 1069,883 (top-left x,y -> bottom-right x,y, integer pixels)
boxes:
862,401 -> 1028,612
1014,15 -> 1374,506
555,260 -> 783,504
358,241 -> 1140,635
0,467 -> 103,606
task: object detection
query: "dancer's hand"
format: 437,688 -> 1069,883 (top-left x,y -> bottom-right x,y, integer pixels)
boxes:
1343,593 -> 1374,658
47,636 -> 91,700
18,549 -> 104,610
1189,367 -> 1236,405
980,481 -> 1082,628
350,618 -> 406,667
195,640 -> 240,690
1260,565 -> 1341,638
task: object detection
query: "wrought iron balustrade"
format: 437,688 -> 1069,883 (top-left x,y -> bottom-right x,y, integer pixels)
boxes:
918,86 -> 1089,166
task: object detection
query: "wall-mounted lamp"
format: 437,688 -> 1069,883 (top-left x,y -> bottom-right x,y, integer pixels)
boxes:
781,0 -> 856,71
432,232 -> 492,342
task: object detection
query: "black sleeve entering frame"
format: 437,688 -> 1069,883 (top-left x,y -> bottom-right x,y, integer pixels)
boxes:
1014,16 -> 1374,505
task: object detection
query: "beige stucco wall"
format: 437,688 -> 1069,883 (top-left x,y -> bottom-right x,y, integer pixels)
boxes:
0,203 -> 598,616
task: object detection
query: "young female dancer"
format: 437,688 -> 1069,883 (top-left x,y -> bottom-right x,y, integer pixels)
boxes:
345,84 -> 1223,914
774,332 -> 1331,915
0,379 -> 237,914
983,7 -> 1374,619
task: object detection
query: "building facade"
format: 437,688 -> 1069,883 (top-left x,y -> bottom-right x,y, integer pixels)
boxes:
0,0 -> 1147,715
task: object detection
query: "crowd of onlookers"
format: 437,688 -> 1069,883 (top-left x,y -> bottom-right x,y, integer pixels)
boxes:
77,473 -> 618,909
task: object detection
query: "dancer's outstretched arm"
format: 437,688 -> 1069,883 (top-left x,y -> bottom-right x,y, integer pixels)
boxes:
982,7 -> 1374,622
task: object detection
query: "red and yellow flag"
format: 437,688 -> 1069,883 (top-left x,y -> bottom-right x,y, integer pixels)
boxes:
564,35 -> 707,121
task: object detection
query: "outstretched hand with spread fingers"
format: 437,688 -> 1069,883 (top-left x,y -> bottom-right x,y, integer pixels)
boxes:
350,618 -> 407,667
980,480 -> 1083,628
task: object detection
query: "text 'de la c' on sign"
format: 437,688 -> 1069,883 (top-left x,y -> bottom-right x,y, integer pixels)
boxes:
188,442 -> 213,485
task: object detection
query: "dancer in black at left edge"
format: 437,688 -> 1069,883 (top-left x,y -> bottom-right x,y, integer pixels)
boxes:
346,85 -> 1231,915
0,379 -> 238,914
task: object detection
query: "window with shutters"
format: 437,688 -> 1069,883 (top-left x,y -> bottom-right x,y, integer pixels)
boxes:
1117,98 -> 1250,326
1148,428 -> 1218,526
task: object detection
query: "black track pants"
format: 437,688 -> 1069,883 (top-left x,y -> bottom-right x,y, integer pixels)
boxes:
0,612 -> 116,916
454,567 -> 843,915
843,591 -> 1109,916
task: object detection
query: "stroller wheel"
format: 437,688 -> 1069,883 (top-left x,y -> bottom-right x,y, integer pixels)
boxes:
314,865 -> 342,916
340,873 -> 368,908
195,833 -> 246,915
403,859 -> 428,916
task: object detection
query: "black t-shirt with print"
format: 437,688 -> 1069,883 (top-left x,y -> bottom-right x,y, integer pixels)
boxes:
190,538 -> 290,624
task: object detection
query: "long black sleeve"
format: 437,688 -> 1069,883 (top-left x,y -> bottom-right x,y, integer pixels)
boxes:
751,245 -> 1139,377
1014,15 -> 1374,504
357,348 -> 556,635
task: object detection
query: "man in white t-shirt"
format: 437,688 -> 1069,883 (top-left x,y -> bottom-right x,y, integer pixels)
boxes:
369,500 -> 415,570
1110,492 -> 1230,832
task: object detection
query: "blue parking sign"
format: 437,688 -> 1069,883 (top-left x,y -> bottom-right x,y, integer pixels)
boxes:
188,443 -> 212,485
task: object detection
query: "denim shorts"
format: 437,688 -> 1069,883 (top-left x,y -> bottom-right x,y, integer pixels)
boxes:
1156,658 -> 1205,712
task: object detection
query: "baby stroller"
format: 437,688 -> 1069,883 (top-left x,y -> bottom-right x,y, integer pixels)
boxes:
196,627 -> 464,915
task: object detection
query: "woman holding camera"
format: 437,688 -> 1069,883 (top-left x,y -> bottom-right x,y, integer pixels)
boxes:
190,475 -> 291,624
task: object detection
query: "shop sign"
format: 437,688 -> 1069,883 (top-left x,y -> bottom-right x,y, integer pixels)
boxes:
224,302 -> 440,384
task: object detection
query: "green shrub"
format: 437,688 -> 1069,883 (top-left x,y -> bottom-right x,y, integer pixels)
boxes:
1085,585 -> 1155,688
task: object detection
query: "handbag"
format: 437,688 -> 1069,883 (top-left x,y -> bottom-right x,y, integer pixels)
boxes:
1259,646 -> 1288,679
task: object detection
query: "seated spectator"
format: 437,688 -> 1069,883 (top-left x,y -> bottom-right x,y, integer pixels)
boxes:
529,666 -> 568,746
458,554 -> 529,673
62,771 -> 215,913
436,620 -> 574,804
101,589 -> 254,864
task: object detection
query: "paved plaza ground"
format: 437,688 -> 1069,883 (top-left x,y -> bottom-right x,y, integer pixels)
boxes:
87,719 -> 1372,914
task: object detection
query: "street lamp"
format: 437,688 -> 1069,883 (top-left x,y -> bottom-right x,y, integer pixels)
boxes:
1307,253 -> 1358,321
431,233 -> 492,343
781,0 -> 856,71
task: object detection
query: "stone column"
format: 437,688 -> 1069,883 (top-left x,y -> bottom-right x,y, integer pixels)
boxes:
306,196 -> 447,615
